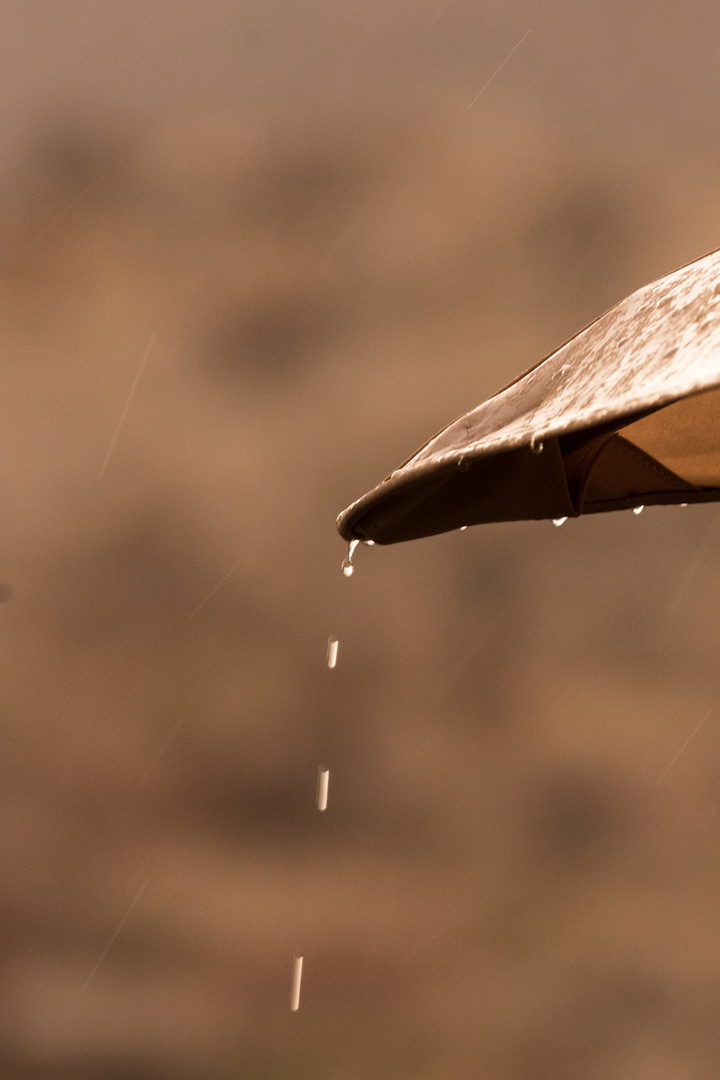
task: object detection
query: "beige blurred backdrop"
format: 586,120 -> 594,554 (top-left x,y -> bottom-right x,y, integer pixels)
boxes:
1,3 -> 720,1078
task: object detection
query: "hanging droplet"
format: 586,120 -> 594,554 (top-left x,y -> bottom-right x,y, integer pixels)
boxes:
530,435 -> 544,454
363,540 -> 375,546
341,539 -> 361,577
460,526 -> 468,531
552,517 -> 567,527
633,505 -> 644,515
680,503 -> 688,507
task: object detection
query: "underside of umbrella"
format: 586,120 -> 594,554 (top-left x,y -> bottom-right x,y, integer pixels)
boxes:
337,246 -> 720,544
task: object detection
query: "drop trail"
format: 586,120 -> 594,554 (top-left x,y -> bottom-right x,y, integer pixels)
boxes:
82,879 -> 149,990
467,30 -> 531,109
98,333 -> 155,480
188,560 -> 241,620
667,514 -> 720,616
290,955 -> 303,1011
657,710 -> 713,784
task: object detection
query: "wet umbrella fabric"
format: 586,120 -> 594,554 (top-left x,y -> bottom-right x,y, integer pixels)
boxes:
337,246 -> 720,545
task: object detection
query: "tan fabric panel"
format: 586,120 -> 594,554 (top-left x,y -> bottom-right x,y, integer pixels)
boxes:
621,386 -> 720,486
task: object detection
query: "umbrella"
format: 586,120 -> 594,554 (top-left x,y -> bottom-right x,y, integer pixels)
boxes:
337,246 -> 720,546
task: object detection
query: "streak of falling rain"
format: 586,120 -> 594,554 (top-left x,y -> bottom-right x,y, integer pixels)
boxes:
98,333 -> 156,480
290,955 -> 303,1011
666,514 -> 720,616
314,205 -> 366,276
467,29 -> 531,109
633,505 -> 644,515
326,635 -> 339,669
187,560 -> 241,620
138,716 -> 188,787
657,710 -> 714,784
317,767 -> 330,811
552,517 -> 567,527
82,879 -> 150,991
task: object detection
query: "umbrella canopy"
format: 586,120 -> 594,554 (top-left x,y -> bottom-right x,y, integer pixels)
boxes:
337,246 -> 720,545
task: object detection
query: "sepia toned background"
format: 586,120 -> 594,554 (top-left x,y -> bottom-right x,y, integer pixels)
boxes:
1,2 -> 720,1077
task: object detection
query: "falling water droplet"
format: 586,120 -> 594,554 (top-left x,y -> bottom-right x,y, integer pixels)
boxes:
317,767 -> 330,811
552,517 -> 567,527
341,539 -> 361,577
290,955 -> 303,1011
633,505 -> 644,515
326,636 -> 339,669
530,435 -> 544,454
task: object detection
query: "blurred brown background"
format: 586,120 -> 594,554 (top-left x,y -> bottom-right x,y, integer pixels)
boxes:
1,2 -> 720,1078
